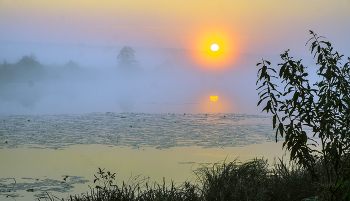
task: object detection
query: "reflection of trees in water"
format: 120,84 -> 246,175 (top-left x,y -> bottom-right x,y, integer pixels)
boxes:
115,46 -> 142,112
27,80 -> 35,87
117,98 -> 134,112
0,55 -> 43,108
0,54 -> 65,108
116,79 -> 139,113
0,82 -> 42,109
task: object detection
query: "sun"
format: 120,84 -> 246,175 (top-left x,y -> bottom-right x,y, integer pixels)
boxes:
211,44 -> 219,51
189,27 -> 239,71
210,96 -> 218,101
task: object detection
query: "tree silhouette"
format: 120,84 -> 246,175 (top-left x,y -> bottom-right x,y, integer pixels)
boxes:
117,46 -> 138,70
17,54 -> 41,68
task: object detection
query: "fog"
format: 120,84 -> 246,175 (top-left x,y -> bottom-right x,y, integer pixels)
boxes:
0,41 -> 316,115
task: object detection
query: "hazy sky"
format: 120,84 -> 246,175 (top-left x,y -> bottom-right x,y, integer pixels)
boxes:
0,0 -> 350,115
1,0 -> 349,54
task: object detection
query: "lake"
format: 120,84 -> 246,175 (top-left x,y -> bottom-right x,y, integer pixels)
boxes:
0,112 -> 288,201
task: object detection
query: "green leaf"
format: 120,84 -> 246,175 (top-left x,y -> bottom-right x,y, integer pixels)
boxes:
259,91 -> 268,98
273,114 -> 277,129
257,95 -> 269,106
318,54 -> 323,63
290,148 -> 296,159
262,101 -> 271,113
279,123 -> 284,137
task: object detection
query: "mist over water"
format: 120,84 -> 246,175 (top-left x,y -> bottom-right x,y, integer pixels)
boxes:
0,42 -> 319,201
0,41 -> 315,115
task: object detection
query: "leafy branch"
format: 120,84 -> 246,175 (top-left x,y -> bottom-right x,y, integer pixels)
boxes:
256,30 -> 350,200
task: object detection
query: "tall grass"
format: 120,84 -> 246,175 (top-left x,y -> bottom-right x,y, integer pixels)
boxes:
39,157 -> 343,201
194,157 -> 319,201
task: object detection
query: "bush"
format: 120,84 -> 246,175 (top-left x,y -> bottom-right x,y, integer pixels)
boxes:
256,30 -> 350,200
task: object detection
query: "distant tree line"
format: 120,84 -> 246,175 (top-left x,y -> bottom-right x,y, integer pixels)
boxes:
0,54 -> 82,83
0,45 -> 141,83
0,54 -> 44,83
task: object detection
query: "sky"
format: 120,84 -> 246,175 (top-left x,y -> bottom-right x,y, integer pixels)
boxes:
1,0 -> 350,53
0,0 -> 350,114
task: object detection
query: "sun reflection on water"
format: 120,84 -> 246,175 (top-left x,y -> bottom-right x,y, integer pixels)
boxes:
191,92 -> 233,114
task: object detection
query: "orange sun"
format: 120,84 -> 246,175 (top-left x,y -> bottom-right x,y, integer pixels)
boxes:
190,27 -> 238,71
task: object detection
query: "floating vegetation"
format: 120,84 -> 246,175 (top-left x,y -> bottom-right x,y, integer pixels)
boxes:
0,176 -> 89,199
0,112 -> 279,150
0,112 -> 316,200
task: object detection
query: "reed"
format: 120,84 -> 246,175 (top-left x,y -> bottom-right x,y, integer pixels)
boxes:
38,156 -> 334,201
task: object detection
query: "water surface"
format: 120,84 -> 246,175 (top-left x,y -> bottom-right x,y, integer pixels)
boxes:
1,112 -> 287,201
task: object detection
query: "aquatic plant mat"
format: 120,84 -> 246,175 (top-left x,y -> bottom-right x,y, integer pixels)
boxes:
0,113 -> 316,200
0,113 -> 278,150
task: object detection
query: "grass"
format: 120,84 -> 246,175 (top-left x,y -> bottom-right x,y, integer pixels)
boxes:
38,157 -> 347,201
193,157 -> 319,201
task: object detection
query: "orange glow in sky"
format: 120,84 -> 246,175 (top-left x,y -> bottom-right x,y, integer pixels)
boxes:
0,0 -> 349,55
190,27 -> 238,71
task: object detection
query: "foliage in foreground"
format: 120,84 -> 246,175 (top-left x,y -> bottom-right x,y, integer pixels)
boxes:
39,157 -> 324,201
256,30 -> 350,200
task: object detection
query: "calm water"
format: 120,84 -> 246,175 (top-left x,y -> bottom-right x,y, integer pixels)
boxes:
0,112 -> 286,201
